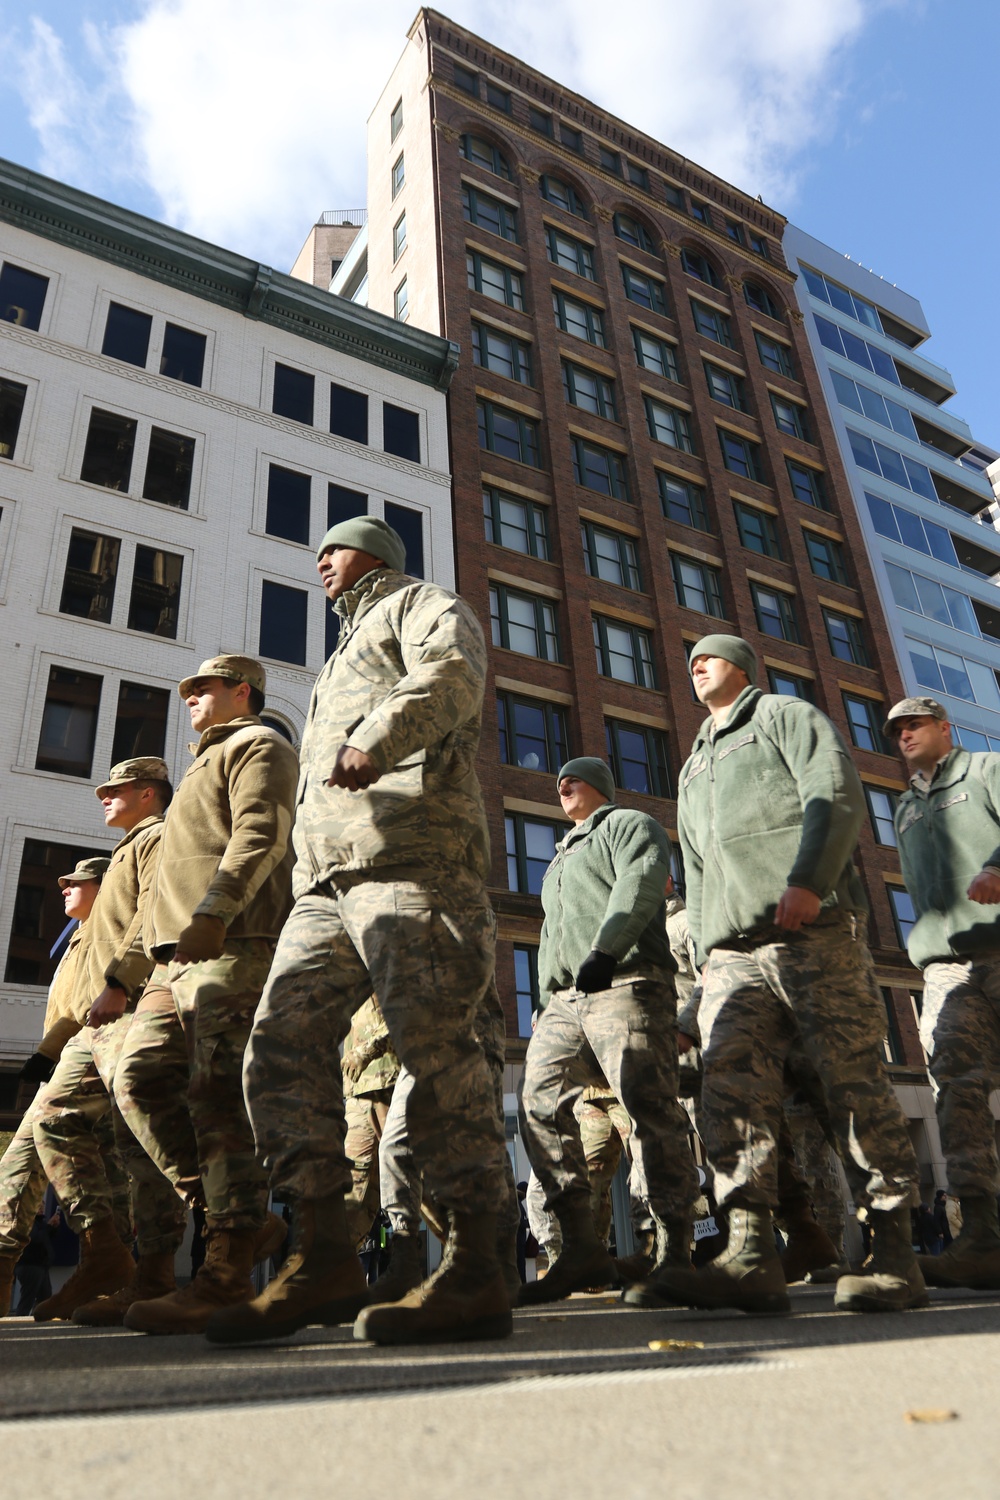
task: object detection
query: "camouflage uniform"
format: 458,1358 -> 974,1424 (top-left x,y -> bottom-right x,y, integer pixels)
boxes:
343,996 -> 400,1248
525,1084 -> 633,1254
244,567 -> 509,1219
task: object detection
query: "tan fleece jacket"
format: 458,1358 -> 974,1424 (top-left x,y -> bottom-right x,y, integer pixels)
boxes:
78,814 -> 163,1005
144,717 -> 298,953
38,924 -> 89,1059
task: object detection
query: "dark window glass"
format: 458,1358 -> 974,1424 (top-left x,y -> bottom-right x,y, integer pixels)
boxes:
454,64 -> 478,94
599,145 -> 621,175
467,251 -> 525,311
160,323 -> 206,386
0,262 -> 48,330
0,377 -> 27,460
690,200 -> 710,223
561,124 -> 583,154
266,464 -> 311,544
562,361 -> 616,419
704,362 -> 747,411
80,409 -> 136,491
59,529 -> 120,623
613,213 -> 654,252
719,429 -> 763,482
659,474 -> 708,530
529,107 -> 552,135
734,501 -> 781,558
385,501 -> 423,577
681,249 -> 719,286
483,489 -> 549,558
606,718 -> 670,797
486,81 -> 511,112
627,161 -> 650,191
102,302 -> 152,367
726,220 -> 745,245
571,437 -> 629,499
383,403 -> 420,462
824,610 -> 869,666
787,460 -> 826,509
390,99 -> 403,140
672,555 -> 725,617
804,530 -> 848,584
112,681 -> 169,763
325,603 -> 340,660
330,383 -> 368,444
459,134 -> 512,179
866,786 -> 898,847
751,582 -> 799,642
505,815 -> 560,894
513,945 -> 540,1036
621,264 -> 667,315
749,232 -> 769,258
128,546 -> 182,638
889,887 -> 916,948
478,401 -> 540,467
771,394 -> 808,439
490,585 -> 559,660
497,694 -> 567,772
691,301 -> 732,347
632,328 -> 680,381
5,838 -> 105,986
581,521 -> 641,589
645,397 -> 694,452
539,176 -> 588,218
327,484 -> 367,527
552,290 -> 604,346
546,226 -> 595,280
664,183 -> 685,209
744,282 -> 781,319
755,332 -> 793,377
462,185 -> 518,242
768,668 -> 812,700
843,692 -> 888,753
473,322 -> 533,384
260,580 -> 308,665
36,666 -> 102,777
273,363 -> 314,425
391,153 -> 405,198
593,614 -> 656,687
143,427 -> 195,509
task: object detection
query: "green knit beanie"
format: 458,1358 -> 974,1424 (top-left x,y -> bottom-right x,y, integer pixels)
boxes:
315,515 -> 406,573
688,633 -> 758,686
556,757 -> 615,802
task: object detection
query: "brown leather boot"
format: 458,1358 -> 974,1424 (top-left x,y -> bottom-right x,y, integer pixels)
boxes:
624,1206 -> 791,1315
0,1253 -> 17,1317
834,1207 -> 928,1312
518,1198 -> 616,1305
33,1218 -> 136,1322
497,1222 -> 523,1302
205,1195 -> 369,1346
613,1231 -> 655,1286
252,1211 -> 288,1266
124,1226 -> 255,1335
355,1211 -> 511,1345
779,1201 -> 842,1284
72,1251 -> 177,1327
366,1230 -> 424,1305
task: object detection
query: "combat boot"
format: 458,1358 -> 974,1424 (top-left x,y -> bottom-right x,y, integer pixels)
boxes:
366,1230 -> 424,1305
33,1217 -> 135,1322
355,1210 -> 511,1345
205,1195 -> 369,1345
834,1206 -> 928,1312
125,1225 -> 256,1334
72,1251 -> 177,1327
623,1205 -> 790,1315
613,1230 -> 655,1286
517,1198 -> 616,1305
778,1198 -> 842,1285
497,1222 -> 523,1302
252,1210 -> 288,1267
0,1253 -> 17,1317
917,1195 -> 1000,1290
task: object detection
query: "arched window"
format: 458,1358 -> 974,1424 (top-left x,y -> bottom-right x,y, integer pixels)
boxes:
613,212 -> 655,254
744,281 -> 783,320
459,133 -> 512,181
539,175 -> 588,219
680,248 -> 720,287
261,713 -> 296,745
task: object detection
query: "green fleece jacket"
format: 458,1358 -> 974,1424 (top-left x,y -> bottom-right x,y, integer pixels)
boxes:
536,803 -> 674,1001
895,747 -> 1000,967
677,686 -> 867,964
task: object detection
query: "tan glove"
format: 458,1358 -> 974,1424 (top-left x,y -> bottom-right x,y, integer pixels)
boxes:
174,914 -> 227,964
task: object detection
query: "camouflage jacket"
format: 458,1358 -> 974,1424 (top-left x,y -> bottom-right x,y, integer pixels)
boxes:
83,815 -> 163,1005
343,996 -> 400,1098
292,567 -> 490,895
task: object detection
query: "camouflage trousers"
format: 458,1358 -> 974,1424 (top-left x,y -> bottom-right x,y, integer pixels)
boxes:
114,943 -> 273,1231
699,914 -> 919,1213
518,976 -> 699,1227
524,1091 -> 639,1254
378,978 -> 520,1238
919,954 -> 1000,1196
33,1016 -> 187,1254
779,1047 -> 846,1247
0,1083 -> 132,1257
344,1089 -> 394,1250
244,870 -> 509,1217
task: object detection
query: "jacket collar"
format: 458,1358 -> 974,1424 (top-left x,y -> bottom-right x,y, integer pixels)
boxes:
691,684 -> 761,753
112,813 -> 163,852
557,800 -> 617,851
334,567 -> 412,627
909,746 -> 970,797
189,715 -> 262,758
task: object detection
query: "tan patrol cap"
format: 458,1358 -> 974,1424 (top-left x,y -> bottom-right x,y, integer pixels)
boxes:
177,654 -> 266,700
58,856 -> 112,888
94,757 -> 170,800
883,696 -> 948,737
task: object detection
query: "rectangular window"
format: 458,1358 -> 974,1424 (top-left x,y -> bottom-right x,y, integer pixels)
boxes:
771,394 -> 808,440
751,582 -> 799,642
80,409 -> 137,491
546,227 -> 594,280
562,361 -> 616,419
394,279 -> 408,323
473,322 -> 533,384
454,64 -> 478,95
462,185 -> 518,242
477,400 -> 539,467
553,291 -> 605,347
36,666 -> 102,777
691,300 -> 732,347
704,362 -> 747,411
460,134 -> 512,179
627,161 -> 650,191
690,200 -> 710,224
128,545 -> 183,638
804,530 -> 848,585
847,428 -> 935,501
497,694 -> 566,772
802,265 -> 883,333
393,213 -> 407,261
0,262 -> 48,330
384,403 -> 420,462
391,153 -> 405,198
664,183 -> 685,209
266,464 -> 311,545
581,521 -> 641,590
593,614 -> 655,687
273,363 -> 314,425
0,377 -> 27,460
734,501 -> 781,558
513,945 -> 540,1036
814,315 -> 900,385
467,251 -> 525,311
632,327 -> 679,381
59,529 -> 120,623
143,427 -> 195,509
907,639 -> 1000,710
606,718 -> 670,797
160,322 -> 206,386
505,815 -> 559,895
843,693 -> 887,753
646,397 -> 694,452
831,370 -> 915,440
755,331 -> 793,377
259,580 -> 308,665
886,562 -> 978,636
888,886 -> 916,949
102,302 -> 152,368
719,429 -> 763,482
824,609 -> 869,666
384,502 -> 423,578
390,98 -> 403,140
571,436 -> 629,499
672,555 -> 725,618
529,106 -> 553,136
490,584 -> 559,660
865,786 -> 898,847
749,232 -> 770,258
112,681 -> 169,763
621,264 -> 667,315
725,219 -> 745,245
659,473 -> 708,531
330,383 -> 369,445
560,124 -> 583,154
483,488 -> 549,559
881,987 -> 906,1066
5,837 -> 106,986
786,459 -> 826,508
485,79 -> 510,111
768,668 -> 812,700
327,483 -> 367,527
599,144 -> 621,175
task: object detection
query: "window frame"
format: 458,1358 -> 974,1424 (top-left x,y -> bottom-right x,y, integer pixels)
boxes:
490,582 -> 560,661
593,613 -> 656,688
645,396 -> 694,453
613,212 -> 654,253
497,692 -> 567,773
570,435 -> 630,499
459,133 -> 512,179
803,529 -> 848,585
719,428 -> 764,482
771,393 -> 809,440
755,331 -> 793,377
824,609 -> 870,666
553,290 -> 605,347
733,500 -> 781,558
691,299 -> 733,347
843,692 -> 889,753
477,399 -> 542,467
472,321 -> 533,385
562,360 -> 617,420
539,175 -> 588,218
505,814 -> 562,895
483,487 -> 550,559
681,248 -> 719,287
546,225 -> 596,280
865,785 -> 898,847
632,327 -> 680,382
704,361 -> 748,412
750,581 -> 800,643
605,717 -> 671,798
621,263 -> 667,315
391,152 -> 405,199
462,184 -> 518,243
658,473 -> 709,531
786,459 -> 827,509
581,519 -> 642,591
467,250 -> 525,311
671,553 -> 725,618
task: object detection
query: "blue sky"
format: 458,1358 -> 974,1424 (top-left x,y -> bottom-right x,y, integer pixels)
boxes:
1,0 -> 996,446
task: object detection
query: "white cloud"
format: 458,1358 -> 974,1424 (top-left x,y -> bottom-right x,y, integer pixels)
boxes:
8,0 -> 899,268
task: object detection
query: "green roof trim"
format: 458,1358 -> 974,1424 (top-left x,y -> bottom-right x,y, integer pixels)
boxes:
0,157 -> 459,391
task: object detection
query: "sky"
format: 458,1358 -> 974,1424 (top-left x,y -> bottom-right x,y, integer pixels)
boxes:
1,0 -> 997,444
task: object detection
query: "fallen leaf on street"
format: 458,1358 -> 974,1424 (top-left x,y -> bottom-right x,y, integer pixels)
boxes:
903,1409 -> 959,1424
648,1339 -> 705,1351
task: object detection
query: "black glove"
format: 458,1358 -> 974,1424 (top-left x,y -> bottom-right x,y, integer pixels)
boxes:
20,1052 -> 56,1084
575,949 -> 616,994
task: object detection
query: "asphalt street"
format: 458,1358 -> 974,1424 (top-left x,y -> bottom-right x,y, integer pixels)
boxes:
2,1285 -> 999,1499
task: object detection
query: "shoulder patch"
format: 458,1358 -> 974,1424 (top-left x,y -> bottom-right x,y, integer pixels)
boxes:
681,753 -> 708,789
898,803 -> 923,835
